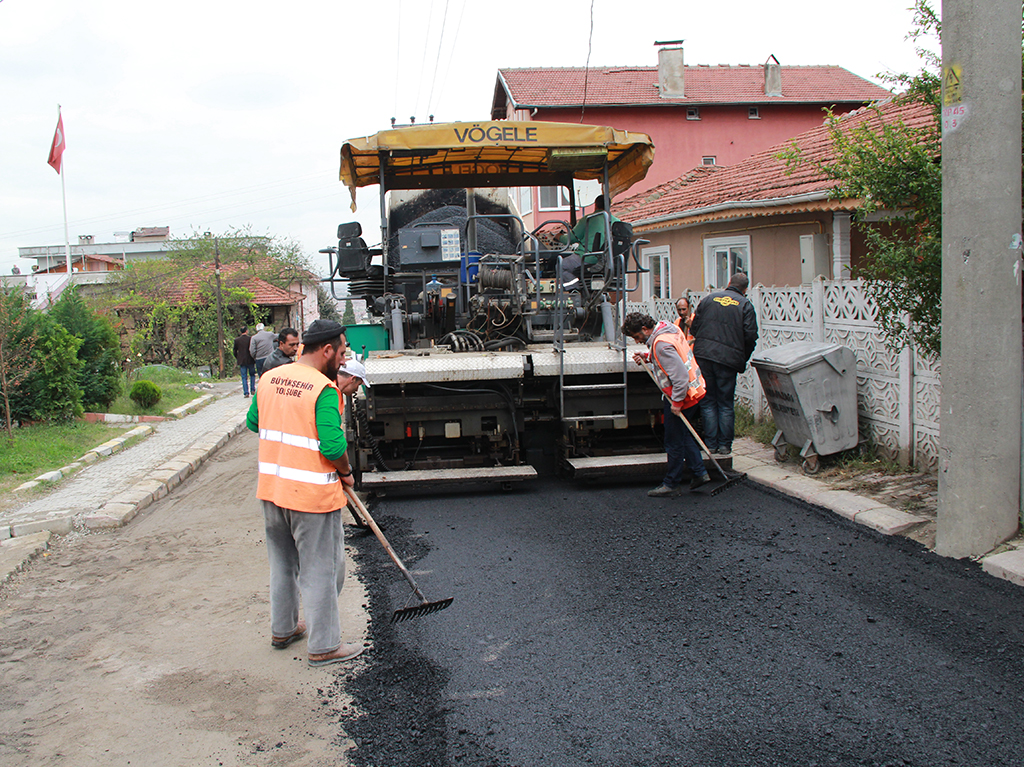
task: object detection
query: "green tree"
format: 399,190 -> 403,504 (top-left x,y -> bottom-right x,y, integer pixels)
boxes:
784,1 -> 1022,358
783,0 -> 944,356
50,286 -> 122,411
317,283 -> 342,323
101,228 -> 311,369
342,299 -> 356,325
0,284 -> 38,437
16,313 -> 83,423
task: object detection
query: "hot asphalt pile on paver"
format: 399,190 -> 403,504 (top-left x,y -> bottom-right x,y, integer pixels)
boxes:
0,383 -> 250,585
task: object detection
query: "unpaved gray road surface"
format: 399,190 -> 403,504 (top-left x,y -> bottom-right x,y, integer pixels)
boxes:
0,431 -> 366,767
338,479 -> 1024,767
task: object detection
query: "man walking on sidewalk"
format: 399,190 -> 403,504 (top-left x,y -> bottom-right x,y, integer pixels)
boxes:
690,272 -> 759,456
249,323 -> 277,376
624,312 -> 710,497
233,326 -> 256,398
246,319 -> 365,666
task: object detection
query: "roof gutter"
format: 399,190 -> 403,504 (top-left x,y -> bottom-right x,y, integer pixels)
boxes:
629,190 -> 836,228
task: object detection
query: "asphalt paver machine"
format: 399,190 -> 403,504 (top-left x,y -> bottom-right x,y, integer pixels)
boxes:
325,120 -> 674,491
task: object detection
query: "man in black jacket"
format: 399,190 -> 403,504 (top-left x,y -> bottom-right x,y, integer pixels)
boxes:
690,272 -> 759,455
233,326 -> 257,398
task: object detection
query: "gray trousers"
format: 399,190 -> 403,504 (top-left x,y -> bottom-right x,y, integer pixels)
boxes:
261,500 -> 345,655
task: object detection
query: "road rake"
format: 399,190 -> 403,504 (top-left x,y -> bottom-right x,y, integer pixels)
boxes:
637,358 -> 746,496
343,486 -> 454,623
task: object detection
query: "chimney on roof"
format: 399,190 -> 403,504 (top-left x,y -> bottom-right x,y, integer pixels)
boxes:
656,40 -> 685,98
764,54 -> 782,97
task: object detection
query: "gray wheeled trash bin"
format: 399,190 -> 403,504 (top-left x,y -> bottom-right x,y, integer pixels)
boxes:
751,341 -> 859,474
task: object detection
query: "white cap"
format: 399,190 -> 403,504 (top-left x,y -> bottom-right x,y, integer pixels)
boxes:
339,358 -> 371,386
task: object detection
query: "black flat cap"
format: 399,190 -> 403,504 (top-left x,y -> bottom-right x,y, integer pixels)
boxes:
302,319 -> 345,346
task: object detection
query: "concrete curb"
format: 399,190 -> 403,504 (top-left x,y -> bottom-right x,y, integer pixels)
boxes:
167,393 -> 216,419
13,424 -> 157,492
735,455 -> 930,536
0,531 -> 52,587
733,448 -> 1024,587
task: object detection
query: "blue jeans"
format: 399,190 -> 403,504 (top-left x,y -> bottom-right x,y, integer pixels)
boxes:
663,400 -> 707,488
696,357 -> 738,451
240,364 -> 256,396
262,501 -> 346,655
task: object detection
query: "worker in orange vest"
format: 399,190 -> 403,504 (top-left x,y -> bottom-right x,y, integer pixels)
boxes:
624,312 -> 709,498
673,294 -> 695,344
246,319 -> 365,667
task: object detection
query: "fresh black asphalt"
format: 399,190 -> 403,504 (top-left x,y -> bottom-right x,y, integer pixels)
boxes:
332,478 -> 1024,767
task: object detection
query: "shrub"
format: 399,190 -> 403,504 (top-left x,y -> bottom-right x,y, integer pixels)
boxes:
50,287 -> 123,411
129,380 -> 162,409
15,313 -> 83,423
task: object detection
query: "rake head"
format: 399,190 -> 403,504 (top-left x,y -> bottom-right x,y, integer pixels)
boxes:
695,470 -> 747,496
391,597 -> 454,624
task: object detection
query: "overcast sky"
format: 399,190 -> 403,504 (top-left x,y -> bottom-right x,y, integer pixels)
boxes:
0,0 -> 927,277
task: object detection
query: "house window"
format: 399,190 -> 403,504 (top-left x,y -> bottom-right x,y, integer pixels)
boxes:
703,235 -> 750,290
686,107 -> 700,120
748,107 -> 760,119
702,156 -> 716,166
641,245 -> 671,299
538,186 -> 571,211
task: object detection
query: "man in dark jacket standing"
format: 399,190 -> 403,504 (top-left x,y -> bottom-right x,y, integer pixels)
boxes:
233,326 -> 257,398
690,272 -> 759,455
262,328 -> 300,373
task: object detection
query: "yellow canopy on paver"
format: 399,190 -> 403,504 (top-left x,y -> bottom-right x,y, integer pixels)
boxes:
339,121 -> 654,211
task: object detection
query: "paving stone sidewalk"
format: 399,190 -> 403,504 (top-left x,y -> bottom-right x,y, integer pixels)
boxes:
0,384 -> 250,583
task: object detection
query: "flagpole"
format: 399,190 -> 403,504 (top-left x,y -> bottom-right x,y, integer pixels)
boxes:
57,106 -> 72,284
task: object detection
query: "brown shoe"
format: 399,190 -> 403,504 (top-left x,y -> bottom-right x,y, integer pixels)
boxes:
308,642 -> 365,667
271,620 -> 307,649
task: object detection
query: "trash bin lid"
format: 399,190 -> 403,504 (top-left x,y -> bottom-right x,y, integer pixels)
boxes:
751,341 -> 851,374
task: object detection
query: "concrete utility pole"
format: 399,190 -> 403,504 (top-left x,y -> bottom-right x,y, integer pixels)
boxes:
213,239 -> 226,379
937,0 -> 1023,557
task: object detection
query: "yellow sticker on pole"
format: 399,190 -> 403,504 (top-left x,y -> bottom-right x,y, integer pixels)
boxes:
943,65 -> 964,106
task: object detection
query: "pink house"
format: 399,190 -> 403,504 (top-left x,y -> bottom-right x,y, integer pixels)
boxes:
490,47 -> 892,228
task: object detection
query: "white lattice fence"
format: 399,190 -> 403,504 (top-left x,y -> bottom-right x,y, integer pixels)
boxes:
638,279 -> 940,471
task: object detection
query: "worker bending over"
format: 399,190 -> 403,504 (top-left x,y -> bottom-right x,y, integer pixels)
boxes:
623,312 -> 710,497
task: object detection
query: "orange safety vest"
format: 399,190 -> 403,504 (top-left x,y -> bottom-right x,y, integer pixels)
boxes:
256,362 -> 346,513
651,325 -> 705,409
673,317 -> 695,345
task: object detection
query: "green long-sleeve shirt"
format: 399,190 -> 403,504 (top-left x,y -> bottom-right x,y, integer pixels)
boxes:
246,387 -> 348,460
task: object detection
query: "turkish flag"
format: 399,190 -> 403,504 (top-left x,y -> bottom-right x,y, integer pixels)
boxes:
47,113 -> 65,174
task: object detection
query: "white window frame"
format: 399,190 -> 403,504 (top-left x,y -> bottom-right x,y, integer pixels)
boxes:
748,106 -> 760,119
702,156 -> 716,166
538,185 -> 571,211
703,235 -> 751,290
517,187 -> 533,215
641,244 -> 672,299
686,107 -> 700,120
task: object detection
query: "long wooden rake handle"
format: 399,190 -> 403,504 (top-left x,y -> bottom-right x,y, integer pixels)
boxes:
343,486 -> 428,600
343,486 -> 453,622
636,357 -> 730,482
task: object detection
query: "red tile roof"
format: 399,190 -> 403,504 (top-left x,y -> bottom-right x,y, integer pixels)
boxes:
494,65 -> 892,113
613,97 -> 936,228
118,260 -> 306,308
